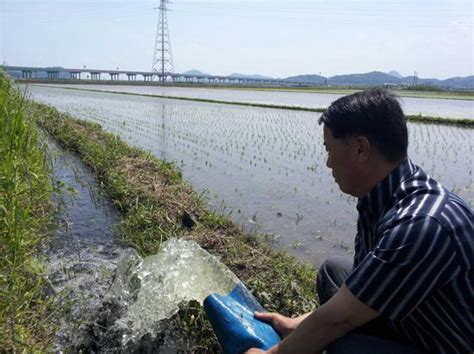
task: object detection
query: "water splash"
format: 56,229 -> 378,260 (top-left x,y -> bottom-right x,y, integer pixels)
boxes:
110,237 -> 239,345
44,136 -> 240,350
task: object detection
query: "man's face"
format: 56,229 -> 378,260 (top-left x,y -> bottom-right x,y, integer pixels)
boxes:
323,126 -> 362,197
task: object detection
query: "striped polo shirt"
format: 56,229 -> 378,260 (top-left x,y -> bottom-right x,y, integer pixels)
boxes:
345,158 -> 473,354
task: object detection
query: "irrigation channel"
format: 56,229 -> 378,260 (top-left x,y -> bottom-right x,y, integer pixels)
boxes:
28,84 -> 474,266
45,136 -> 243,351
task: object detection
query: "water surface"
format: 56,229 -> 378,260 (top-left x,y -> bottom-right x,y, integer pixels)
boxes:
43,83 -> 474,119
31,85 -> 474,266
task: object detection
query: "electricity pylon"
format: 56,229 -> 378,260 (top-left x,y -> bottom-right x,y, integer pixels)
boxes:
152,0 -> 175,81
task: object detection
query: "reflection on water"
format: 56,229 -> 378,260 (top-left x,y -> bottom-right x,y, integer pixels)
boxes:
31,85 -> 474,266
48,137 -> 118,253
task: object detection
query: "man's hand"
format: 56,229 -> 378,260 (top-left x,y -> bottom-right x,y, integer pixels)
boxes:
246,285 -> 379,354
244,349 -> 267,354
254,312 -> 299,338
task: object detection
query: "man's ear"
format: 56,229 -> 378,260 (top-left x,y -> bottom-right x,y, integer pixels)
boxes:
353,136 -> 371,162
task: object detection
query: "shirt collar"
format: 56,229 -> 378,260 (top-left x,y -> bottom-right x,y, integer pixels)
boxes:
357,158 -> 417,217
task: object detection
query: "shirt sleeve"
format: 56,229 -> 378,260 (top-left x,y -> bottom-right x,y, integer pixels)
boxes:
345,215 -> 459,321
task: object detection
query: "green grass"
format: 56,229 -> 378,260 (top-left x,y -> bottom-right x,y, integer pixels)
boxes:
405,114 -> 474,126
0,72 -> 57,350
395,89 -> 474,101
29,100 -> 318,351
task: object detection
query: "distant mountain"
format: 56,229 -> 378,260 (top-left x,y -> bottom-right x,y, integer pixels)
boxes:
284,74 -> 326,84
228,73 -> 274,80
400,77 -> 440,86
399,76 -> 474,89
440,76 -> 474,89
284,71 -> 400,86
182,69 -> 210,76
387,70 -> 403,78
284,71 -> 474,89
329,71 -> 400,86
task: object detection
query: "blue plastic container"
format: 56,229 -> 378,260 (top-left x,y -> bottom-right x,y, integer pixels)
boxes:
204,283 -> 281,354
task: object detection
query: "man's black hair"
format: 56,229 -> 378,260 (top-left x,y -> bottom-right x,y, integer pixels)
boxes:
318,88 -> 408,162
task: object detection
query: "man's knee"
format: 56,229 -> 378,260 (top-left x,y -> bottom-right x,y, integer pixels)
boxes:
316,256 -> 352,304
318,256 -> 353,286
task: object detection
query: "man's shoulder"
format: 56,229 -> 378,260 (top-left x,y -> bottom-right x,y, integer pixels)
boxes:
394,167 -> 472,221
384,169 -> 473,269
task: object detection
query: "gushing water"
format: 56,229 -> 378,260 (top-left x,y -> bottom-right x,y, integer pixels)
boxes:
110,237 -> 239,345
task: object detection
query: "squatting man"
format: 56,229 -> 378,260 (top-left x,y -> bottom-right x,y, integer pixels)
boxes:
245,88 -> 473,354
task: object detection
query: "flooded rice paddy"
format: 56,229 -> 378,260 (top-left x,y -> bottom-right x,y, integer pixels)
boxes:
45,84 -> 474,119
31,85 -> 474,266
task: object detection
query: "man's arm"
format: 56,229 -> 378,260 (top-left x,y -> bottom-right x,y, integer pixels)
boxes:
246,284 -> 379,354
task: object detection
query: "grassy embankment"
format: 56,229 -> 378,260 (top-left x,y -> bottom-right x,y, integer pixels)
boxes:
27,98 -> 317,350
0,74 -> 57,350
32,85 -> 474,127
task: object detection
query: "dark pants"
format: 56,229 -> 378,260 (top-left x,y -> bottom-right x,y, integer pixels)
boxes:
316,256 -> 425,354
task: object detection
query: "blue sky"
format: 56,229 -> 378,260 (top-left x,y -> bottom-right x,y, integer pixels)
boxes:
1,0 -> 473,79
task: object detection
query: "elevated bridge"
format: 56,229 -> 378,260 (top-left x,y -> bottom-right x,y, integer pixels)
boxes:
2,65 -> 299,86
